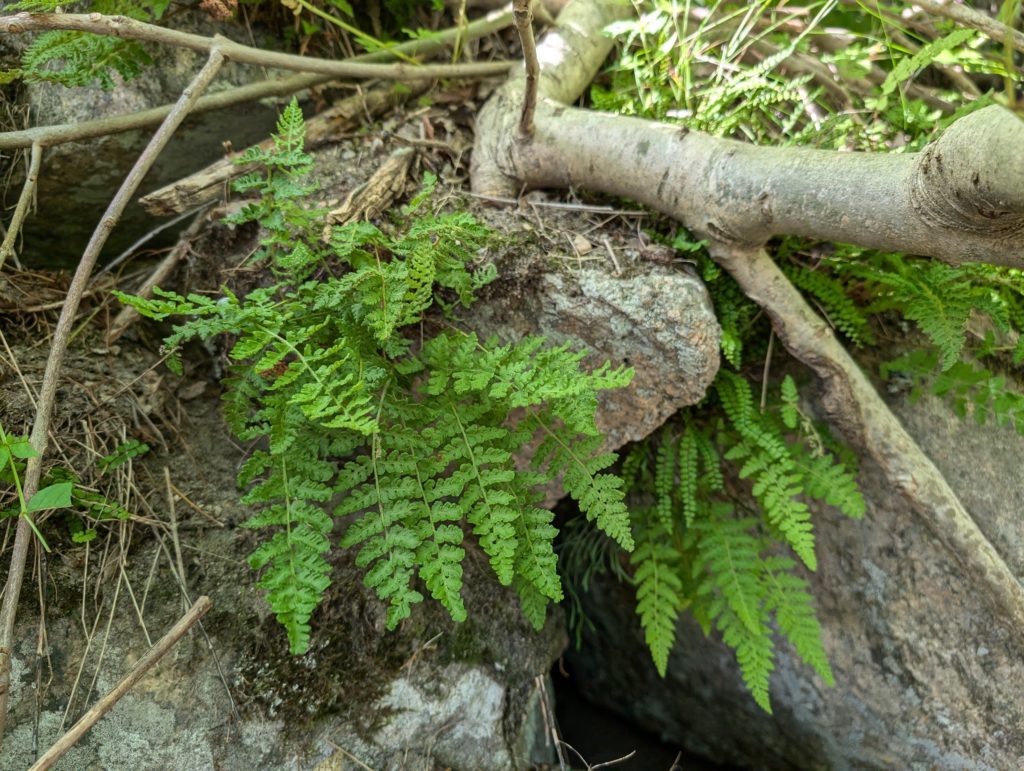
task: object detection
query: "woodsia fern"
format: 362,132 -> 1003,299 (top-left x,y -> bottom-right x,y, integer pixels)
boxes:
620,372 -> 863,712
117,100 -> 634,653
5,1 -> 168,89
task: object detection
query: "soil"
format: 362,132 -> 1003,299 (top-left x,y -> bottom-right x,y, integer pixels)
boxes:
0,89 -> 673,769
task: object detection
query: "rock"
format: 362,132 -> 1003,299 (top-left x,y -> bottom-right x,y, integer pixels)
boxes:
463,263 -> 720,449
0,12 -> 284,267
1,388 -> 565,771
564,367 -> 1024,770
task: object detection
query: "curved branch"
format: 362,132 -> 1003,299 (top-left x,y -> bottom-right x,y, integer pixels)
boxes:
475,102 -> 1024,267
0,13 -> 514,80
709,243 -> 1024,636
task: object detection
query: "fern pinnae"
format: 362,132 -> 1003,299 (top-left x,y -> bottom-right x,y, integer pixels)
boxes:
761,556 -> 834,687
244,452 -> 333,655
677,424 -> 700,527
654,426 -> 677,532
631,514 -> 684,677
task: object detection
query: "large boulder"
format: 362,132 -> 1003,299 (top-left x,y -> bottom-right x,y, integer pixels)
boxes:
565,368 -> 1024,770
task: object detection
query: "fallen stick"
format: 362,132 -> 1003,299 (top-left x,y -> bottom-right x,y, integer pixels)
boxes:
106,208 -> 210,344
28,596 -> 213,771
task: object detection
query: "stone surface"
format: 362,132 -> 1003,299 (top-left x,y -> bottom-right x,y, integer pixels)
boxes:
0,12 -> 284,267
463,265 -> 721,449
565,369 -> 1024,770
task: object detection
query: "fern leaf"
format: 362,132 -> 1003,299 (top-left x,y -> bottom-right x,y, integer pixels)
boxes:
763,556 -> 834,687
632,520 -> 684,677
654,427 -> 677,532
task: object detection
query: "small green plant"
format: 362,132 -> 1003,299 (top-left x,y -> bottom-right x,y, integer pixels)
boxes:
120,100 -> 635,654
0,423 -> 76,550
2,0 -> 170,89
620,373 -> 863,711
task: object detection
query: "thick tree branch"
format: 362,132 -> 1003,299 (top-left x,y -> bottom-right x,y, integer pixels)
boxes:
0,13 -> 514,81
0,48 -> 226,742
475,102 -> 1024,267
471,0 -> 1024,642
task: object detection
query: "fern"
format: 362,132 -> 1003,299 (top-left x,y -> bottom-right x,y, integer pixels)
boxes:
631,514 -> 684,677
883,349 -> 1024,433
783,263 -> 875,347
11,0 -> 167,89
618,371 -> 862,711
119,100 -> 633,652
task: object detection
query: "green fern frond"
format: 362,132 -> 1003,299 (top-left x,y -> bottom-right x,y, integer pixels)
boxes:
631,517 -> 684,677
762,556 -> 834,687
122,97 -> 632,652
717,372 -> 816,569
784,265 -> 875,347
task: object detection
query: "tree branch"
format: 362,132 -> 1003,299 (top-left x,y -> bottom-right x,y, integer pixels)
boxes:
0,13 -> 514,81
0,4 -> 515,151
471,0 -> 1024,644
0,47 -> 226,742
475,102 -> 1024,267
513,0 -> 539,136
0,141 -> 41,271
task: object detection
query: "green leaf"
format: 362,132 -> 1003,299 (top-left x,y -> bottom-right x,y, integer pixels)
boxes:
27,482 -> 73,512
9,439 -> 37,459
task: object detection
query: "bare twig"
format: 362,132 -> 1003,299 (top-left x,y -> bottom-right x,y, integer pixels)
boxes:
513,0 -> 540,136
465,191 -> 647,216
0,14 -> 515,82
0,142 -> 42,271
0,47 -> 226,742
0,6 -> 515,152
96,207 -> 201,278
28,596 -> 212,771
105,208 -> 209,344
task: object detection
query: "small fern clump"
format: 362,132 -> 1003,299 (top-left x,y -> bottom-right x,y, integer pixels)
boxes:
620,373 -> 863,712
119,100 -> 634,653
2,0 -> 167,89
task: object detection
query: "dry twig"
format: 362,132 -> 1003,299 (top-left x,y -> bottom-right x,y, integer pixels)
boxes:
28,596 -> 212,771
0,47 -> 226,742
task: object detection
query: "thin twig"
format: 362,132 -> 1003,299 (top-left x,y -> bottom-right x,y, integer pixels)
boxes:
105,208 -> 209,344
28,596 -> 212,771
465,191 -> 647,216
0,4 -> 516,152
0,47 -> 226,742
0,141 -> 42,271
759,329 -> 774,413
0,14 -> 514,82
513,0 -> 540,136
96,207 -> 200,279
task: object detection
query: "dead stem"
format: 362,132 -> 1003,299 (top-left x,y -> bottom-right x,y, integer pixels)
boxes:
0,46 -> 226,742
